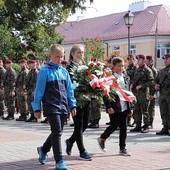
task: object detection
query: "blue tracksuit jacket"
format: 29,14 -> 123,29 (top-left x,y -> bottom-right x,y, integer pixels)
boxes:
31,62 -> 77,116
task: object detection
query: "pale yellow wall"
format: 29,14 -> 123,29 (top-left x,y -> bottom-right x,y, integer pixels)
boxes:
110,41 -> 164,69
63,37 -> 167,69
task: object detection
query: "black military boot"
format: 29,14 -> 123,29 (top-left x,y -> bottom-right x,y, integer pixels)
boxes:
0,112 -> 4,118
141,124 -> 149,133
88,119 -> 99,128
25,114 -> 37,122
2,113 -> 14,120
156,125 -> 169,135
16,114 -> 27,121
130,123 -> 141,132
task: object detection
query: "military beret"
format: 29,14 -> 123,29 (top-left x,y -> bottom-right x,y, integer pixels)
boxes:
136,54 -> 145,60
146,55 -> 153,60
19,59 -> 27,63
5,59 -> 12,64
163,53 -> 170,59
61,60 -> 68,65
127,54 -> 135,60
28,60 -> 36,64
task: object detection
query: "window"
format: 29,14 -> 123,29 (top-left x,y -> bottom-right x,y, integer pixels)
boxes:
113,46 -> 120,51
130,45 -> 136,55
157,44 -> 170,58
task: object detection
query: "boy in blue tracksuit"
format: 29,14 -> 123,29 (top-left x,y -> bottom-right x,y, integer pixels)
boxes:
31,44 -> 77,170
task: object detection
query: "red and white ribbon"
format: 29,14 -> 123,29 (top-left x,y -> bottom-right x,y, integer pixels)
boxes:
89,74 -> 136,102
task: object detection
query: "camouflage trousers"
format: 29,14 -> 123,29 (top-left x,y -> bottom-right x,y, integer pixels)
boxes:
148,98 -> 156,125
159,94 -> 170,127
4,87 -> 15,114
89,98 -> 101,122
133,98 -> 150,125
16,89 -> 27,115
27,90 -> 34,115
0,90 -> 5,115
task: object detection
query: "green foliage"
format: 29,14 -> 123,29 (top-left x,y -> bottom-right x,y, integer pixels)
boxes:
22,23 -> 64,60
0,0 -> 94,62
12,63 -> 21,74
0,23 -> 25,61
83,37 -> 105,65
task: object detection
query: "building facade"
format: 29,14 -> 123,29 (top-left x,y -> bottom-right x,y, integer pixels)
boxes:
55,1 -> 170,69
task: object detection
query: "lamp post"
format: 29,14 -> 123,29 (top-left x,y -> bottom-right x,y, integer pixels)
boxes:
147,10 -> 158,67
124,11 -> 135,56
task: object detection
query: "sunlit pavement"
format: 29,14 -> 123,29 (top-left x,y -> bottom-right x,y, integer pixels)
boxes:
0,105 -> 170,170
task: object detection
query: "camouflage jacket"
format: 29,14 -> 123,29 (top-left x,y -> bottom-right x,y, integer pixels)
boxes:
0,67 -> 6,88
132,64 -> 154,97
155,65 -> 170,95
25,68 -> 38,91
126,64 -> 137,85
148,64 -> 158,96
15,67 -> 29,89
3,68 -> 16,89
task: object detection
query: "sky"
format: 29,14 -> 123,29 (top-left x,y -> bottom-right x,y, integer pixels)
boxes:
67,0 -> 170,21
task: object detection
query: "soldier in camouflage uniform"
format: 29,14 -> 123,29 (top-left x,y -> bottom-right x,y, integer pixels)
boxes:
0,60 -> 6,117
126,54 -> 137,127
155,53 -> 170,135
88,98 -> 101,128
15,59 -> 29,121
25,60 -> 38,122
145,55 -> 158,128
3,60 -> 16,120
130,54 -> 153,133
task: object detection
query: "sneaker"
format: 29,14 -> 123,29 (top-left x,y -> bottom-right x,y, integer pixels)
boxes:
97,137 -> 107,152
37,147 -> 47,165
56,160 -> 67,170
119,149 -> 131,156
79,151 -> 92,161
65,139 -> 73,156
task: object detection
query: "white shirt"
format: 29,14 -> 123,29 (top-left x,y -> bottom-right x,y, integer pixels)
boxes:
114,72 -> 128,112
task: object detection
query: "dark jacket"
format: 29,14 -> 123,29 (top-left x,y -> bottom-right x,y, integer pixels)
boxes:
103,94 -> 131,114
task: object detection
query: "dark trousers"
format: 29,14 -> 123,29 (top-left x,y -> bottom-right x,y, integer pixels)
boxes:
42,114 -> 66,163
68,105 -> 90,153
101,110 -> 128,150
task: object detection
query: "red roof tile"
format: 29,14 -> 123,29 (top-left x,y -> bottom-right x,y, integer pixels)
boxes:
55,5 -> 170,44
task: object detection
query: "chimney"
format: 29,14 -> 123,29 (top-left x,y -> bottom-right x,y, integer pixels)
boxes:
129,1 -> 152,13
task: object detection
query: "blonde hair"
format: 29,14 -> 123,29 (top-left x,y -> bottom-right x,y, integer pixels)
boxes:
50,44 -> 64,54
69,44 -> 84,62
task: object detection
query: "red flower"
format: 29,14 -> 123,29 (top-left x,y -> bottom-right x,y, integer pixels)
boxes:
96,62 -> 101,66
91,57 -> 96,61
84,70 -> 91,76
104,64 -> 108,68
90,63 -> 95,67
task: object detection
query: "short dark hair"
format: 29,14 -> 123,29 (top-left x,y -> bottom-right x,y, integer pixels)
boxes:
112,57 -> 123,66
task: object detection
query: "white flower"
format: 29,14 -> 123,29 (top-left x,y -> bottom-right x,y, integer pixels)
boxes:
77,65 -> 88,72
72,80 -> 79,89
94,70 -> 103,76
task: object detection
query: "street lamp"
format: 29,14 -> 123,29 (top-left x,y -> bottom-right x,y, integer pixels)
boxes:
124,11 -> 135,56
148,11 -> 158,68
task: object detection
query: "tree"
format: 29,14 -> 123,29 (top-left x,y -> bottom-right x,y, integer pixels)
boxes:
0,0 -> 94,61
0,23 -> 25,61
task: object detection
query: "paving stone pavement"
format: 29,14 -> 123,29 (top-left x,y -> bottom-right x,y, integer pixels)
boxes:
0,105 -> 170,170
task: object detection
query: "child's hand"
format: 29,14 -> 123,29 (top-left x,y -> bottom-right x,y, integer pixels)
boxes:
108,107 -> 115,114
34,112 -> 41,119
